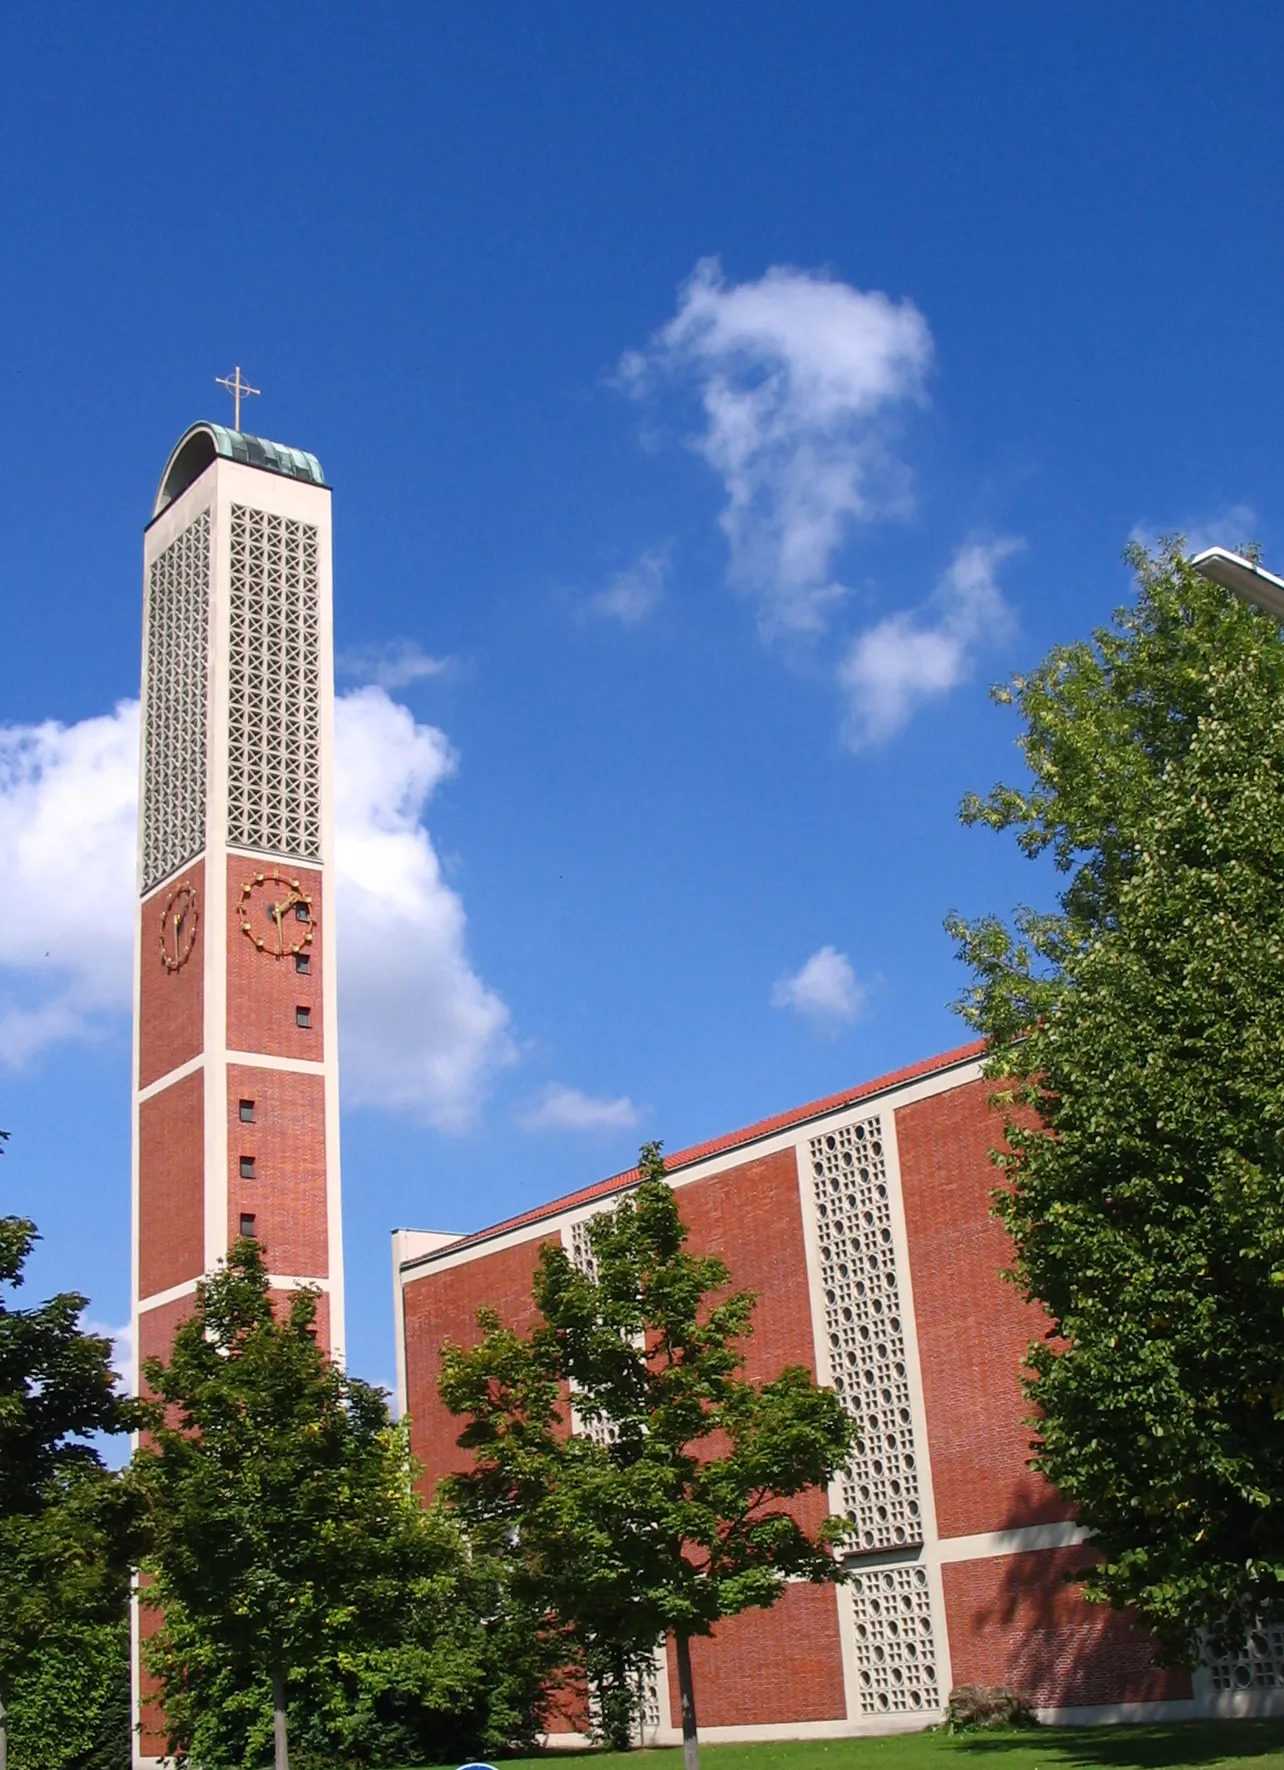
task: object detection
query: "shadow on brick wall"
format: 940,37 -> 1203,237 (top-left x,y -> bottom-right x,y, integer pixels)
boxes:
947,1484 -> 1191,1714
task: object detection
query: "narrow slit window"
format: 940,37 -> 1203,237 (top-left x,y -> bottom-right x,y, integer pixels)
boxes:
239,1099 -> 255,1123
295,902 -> 310,922
295,953 -> 310,975
239,1156 -> 255,1179
239,1213 -> 257,1238
296,1006 -> 311,1029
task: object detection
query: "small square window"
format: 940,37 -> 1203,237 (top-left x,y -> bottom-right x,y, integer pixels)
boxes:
239,1213 -> 257,1238
295,953 -> 310,975
296,1006 -> 311,1028
239,1099 -> 255,1123
295,903 -> 310,923
239,1156 -> 255,1179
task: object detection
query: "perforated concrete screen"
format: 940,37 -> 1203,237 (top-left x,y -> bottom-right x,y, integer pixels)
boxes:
141,511 -> 211,893
565,1211 -> 626,1449
227,504 -> 321,861
847,1564 -> 939,1716
569,1214 -> 600,1283
1206,1622 -> 1284,1694
808,1114 -> 923,1551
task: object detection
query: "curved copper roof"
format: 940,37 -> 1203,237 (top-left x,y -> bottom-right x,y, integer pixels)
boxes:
154,422 -> 326,516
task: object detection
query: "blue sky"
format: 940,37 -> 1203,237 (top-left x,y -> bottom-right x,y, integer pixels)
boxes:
3,5 -> 1283,1395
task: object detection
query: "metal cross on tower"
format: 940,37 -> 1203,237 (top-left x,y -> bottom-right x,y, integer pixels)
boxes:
215,365 -> 260,430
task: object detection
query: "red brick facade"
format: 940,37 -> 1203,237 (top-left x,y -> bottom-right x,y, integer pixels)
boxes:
138,859 -> 204,1091
136,1593 -> 168,1758
226,1063 -> 329,1276
942,1548 -> 1191,1708
138,1071 -> 205,1298
404,1235 -> 550,1492
666,1585 -> 848,1727
225,857 -> 324,1061
137,1292 -> 199,1390
895,1080 -> 1070,1537
398,1051 -> 1200,1736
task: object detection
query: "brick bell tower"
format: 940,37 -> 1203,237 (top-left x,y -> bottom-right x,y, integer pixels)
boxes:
131,413 -> 344,1762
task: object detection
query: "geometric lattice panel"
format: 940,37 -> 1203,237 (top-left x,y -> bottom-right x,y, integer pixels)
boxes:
227,504 -> 321,861
568,1203 -> 661,1744
808,1115 -> 924,1551
847,1564 -> 940,1716
565,1210 -> 628,1449
568,1215 -> 601,1283
586,1663 -> 663,1748
141,512 -> 210,893
1206,1622 -> 1284,1692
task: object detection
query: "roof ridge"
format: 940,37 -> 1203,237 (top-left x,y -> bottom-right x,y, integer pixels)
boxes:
402,1038 -> 988,1270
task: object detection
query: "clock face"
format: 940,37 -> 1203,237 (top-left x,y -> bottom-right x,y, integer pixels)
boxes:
160,883 -> 199,972
238,870 -> 316,959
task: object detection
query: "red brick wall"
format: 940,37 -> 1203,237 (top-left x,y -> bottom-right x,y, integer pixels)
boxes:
226,857 -> 324,1060
138,858 -> 204,1090
674,1151 -> 816,1381
137,1292 -> 199,1392
262,1285 -> 332,1352
402,1235 -> 550,1494
895,1080 -> 1069,1537
665,1155 -> 845,1717
138,1072 -> 205,1298
309,1288 -> 332,1350
666,1584 -> 847,1726
672,1151 -> 830,1539
942,1548 -> 1191,1709
136,1294 -> 193,1741
402,1158 -> 849,1726
227,1063 -> 328,1278
137,1592 -> 169,1757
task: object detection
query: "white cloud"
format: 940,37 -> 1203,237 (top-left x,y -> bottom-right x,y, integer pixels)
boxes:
336,638 -> 452,689
1129,502 -> 1258,560
518,1083 -> 640,1133
86,1317 -> 135,1394
772,945 -> 865,1033
333,687 -> 512,1129
839,536 -> 1022,748
587,548 -> 668,625
0,702 -> 140,1062
0,688 -> 511,1130
623,258 -> 932,636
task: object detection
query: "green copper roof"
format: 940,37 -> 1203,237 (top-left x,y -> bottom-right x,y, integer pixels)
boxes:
153,422 -> 326,517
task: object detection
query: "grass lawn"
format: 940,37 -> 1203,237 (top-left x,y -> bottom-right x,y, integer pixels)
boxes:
417,1724 -> 1284,1770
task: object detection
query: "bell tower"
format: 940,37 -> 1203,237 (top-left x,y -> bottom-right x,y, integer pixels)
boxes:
130,418 -> 345,1763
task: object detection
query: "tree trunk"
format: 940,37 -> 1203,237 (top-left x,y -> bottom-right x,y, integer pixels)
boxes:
674,1633 -> 699,1770
0,1684 -> 8,1770
272,1667 -> 289,1770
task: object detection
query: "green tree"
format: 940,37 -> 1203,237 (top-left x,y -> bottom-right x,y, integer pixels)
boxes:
949,538 -> 1284,1659
439,1145 -> 856,1770
0,1213 -> 140,1770
133,1237 -> 502,1770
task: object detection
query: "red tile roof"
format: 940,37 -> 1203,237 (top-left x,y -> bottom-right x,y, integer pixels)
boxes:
400,1038 -> 988,1275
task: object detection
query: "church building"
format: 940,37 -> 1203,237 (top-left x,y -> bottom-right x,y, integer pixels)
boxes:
394,1041 -> 1283,1738
127,401 -> 1281,1764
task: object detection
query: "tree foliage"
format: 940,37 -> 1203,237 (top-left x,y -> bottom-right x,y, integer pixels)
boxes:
439,1147 -> 856,1764
132,1238 -> 524,1770
0,1213 -> 140,1769
0,1215 -> 139,1514
949,538 -> 1284,1657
